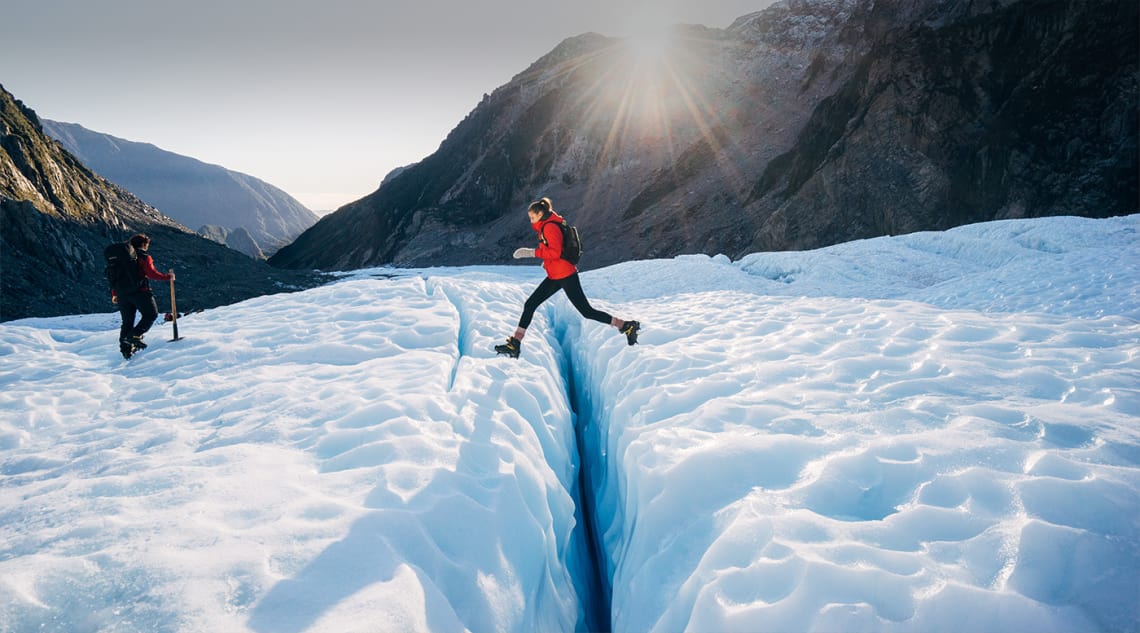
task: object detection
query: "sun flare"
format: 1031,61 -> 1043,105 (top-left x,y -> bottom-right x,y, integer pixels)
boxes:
546,18 -> 747,213
623,23 -> 674,65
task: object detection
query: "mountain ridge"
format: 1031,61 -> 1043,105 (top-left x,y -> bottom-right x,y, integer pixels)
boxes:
0,85 -> 324,322
41,120 -> 318,257
269,0 -> 1136,272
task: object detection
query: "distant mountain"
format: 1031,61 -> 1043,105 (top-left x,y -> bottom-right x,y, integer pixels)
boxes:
0,85 -> 323,322
269,0 -> 1137,272
41,120 -> 319,257
197,224 -> 265,260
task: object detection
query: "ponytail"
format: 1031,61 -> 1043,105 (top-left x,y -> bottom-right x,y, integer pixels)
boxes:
528,197 -> 553,217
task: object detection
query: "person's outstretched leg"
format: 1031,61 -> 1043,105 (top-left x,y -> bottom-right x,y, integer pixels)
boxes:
497,277 -> 561,358
560,274 -> 612,324
518,277 -> 561,331
562,274 -> 640,345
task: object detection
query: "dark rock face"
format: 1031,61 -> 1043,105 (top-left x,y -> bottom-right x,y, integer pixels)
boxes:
270,0 -> 1136,272
1,86 -> 324,322
748,0 -> 1140,252
42,120 -> 319,256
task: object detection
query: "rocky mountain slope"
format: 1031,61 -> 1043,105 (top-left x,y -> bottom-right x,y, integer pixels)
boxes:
42,120 -> 319,257
270,0 -> 1137,272
1,85 -> 323,322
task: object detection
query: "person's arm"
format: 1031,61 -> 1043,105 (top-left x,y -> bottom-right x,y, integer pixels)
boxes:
534,222 -> 563,260
139,255 -> 174,282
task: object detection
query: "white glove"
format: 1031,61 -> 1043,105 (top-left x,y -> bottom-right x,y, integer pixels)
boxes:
513,247 -> 536,259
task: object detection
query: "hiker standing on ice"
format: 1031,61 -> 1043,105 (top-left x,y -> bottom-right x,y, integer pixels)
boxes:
495,197 -> 640,359
111,233 -> 174,358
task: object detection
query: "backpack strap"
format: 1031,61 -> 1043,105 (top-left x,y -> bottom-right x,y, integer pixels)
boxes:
538,220 -> 558,246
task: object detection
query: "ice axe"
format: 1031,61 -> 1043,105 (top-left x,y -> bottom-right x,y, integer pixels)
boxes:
169,272 -> 183,341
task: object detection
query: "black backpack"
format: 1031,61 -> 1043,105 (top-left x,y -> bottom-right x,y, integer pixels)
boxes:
541,220 -> 582,264
559,221 -> 582,265
104,242 -> 142,295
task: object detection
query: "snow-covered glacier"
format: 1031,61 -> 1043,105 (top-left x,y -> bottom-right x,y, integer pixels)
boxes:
1,215 -> 1137,632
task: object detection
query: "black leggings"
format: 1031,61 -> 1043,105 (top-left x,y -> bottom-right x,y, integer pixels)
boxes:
518,273 -> 612,329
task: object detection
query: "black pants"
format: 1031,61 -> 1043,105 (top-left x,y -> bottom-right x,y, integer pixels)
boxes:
518,273 -> 612,330
118,290 -> 159,341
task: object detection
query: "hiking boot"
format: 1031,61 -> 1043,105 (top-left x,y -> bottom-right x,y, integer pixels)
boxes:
125,334 -> 147,350
119,341 -> 134,359
494,337 -> 521,359
620,320 -> 640,346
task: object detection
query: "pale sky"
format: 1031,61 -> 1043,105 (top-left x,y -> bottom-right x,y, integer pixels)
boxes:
1,0 -> 776,212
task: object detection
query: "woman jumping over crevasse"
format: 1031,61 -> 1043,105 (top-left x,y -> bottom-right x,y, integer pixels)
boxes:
494,197 -> 640,359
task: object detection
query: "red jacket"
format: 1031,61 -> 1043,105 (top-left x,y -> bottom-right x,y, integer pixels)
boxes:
533,212 -> 577,280
138,253 -> 173,283
112,253 -> 173,298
